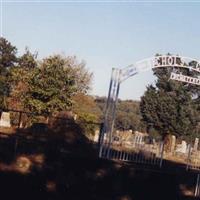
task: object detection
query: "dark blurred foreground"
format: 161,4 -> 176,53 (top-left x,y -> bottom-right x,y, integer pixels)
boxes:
0,119 -> 199,200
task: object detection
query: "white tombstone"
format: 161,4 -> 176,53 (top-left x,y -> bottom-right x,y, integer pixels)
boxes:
171,135 -> 176,153
176,140 -> 187,154
152,139 -> 156,144
0,112 -> 11,128
180,140 -> 187,154
73,114 -> 77,121
182,141 -> 187,152
194,138 -> 199,152
93,130 -> 99,142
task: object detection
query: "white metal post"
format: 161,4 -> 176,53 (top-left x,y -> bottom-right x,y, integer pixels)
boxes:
195,174 -> 200,197
159,141 -> 164,168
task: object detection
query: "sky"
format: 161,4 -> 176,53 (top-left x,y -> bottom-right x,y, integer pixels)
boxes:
1,1 -> 200,100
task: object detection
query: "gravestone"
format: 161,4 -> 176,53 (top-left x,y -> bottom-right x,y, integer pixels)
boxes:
0,112 -> 11,128
152,138 -> 156,144
94,130 -> 99,142
73,114 -> 77,121
181,140 -> 187,153
171,135 -> 176,154
176,140 -> 187,154
194,138 -> 199,152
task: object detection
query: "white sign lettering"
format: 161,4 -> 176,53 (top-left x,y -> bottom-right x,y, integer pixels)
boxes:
170,72 -> 200,86
154,56 -> 177,67
153,56 -> 200,73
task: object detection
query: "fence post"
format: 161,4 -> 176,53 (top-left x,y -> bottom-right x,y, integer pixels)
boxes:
186,144 -> 192,171
195,174 -> 200,197
14,137 -> 18,158
106,146 -> 111,159
18,111 -> 22,128
159,141 -> 164,168
99,145 -> 103,158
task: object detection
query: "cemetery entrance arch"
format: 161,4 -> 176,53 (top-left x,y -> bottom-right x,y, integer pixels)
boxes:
98,55 -> 200,167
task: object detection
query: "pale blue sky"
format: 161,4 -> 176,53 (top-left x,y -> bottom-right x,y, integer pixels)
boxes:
1,1 -> 200,100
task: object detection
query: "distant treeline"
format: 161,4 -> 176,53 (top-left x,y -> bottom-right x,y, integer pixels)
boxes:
94,97 -> 146,132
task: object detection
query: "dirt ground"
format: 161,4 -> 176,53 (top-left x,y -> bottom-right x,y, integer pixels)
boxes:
0,125 -> 199,200
0,156 -> 199,200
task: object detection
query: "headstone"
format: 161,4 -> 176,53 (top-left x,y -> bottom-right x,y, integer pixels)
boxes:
194,138 -> 199,152
171,135 -> 176,153
152,138 -> 156,144
0,112 -> 11,128
93,130 -> 99,142
73,114 -> 77,121
180,140 -> 187,154
128,129 -> 133,134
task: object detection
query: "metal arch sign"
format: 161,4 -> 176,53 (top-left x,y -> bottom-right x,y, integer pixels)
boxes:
120,55 -> 200,83
99,54 -> 200,159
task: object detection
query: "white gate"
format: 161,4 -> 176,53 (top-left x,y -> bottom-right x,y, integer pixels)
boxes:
99,55 -> 200,168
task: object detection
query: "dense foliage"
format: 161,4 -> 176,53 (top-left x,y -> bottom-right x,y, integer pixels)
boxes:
140,55 -> 200,139
25,55 -> 77,115
95,97 -> 146,132
0,37 -> 93,124
0,38 -> 18,108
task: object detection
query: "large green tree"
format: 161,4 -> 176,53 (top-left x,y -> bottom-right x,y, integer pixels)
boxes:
72,93 -> 102,137
140,55 -> 200,139
24,55 -> 78,116
8,48 -> 37,110
0,37 -> 18,68
0,37 -> 18,108
65,56 -> 93,94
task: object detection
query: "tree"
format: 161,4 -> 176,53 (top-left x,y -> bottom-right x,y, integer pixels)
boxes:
24,55 -> 77,116
95,97 -> 146,132
64,56 -> 93,94
140,55 -> 200,140
0,37 -> 18,68
8,48 -> 38,110
72,93 -> 102,137
0,37 -> 18,108
72,93 -> 101,121
115,100 -> 146,132
18,47 -> 37,69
